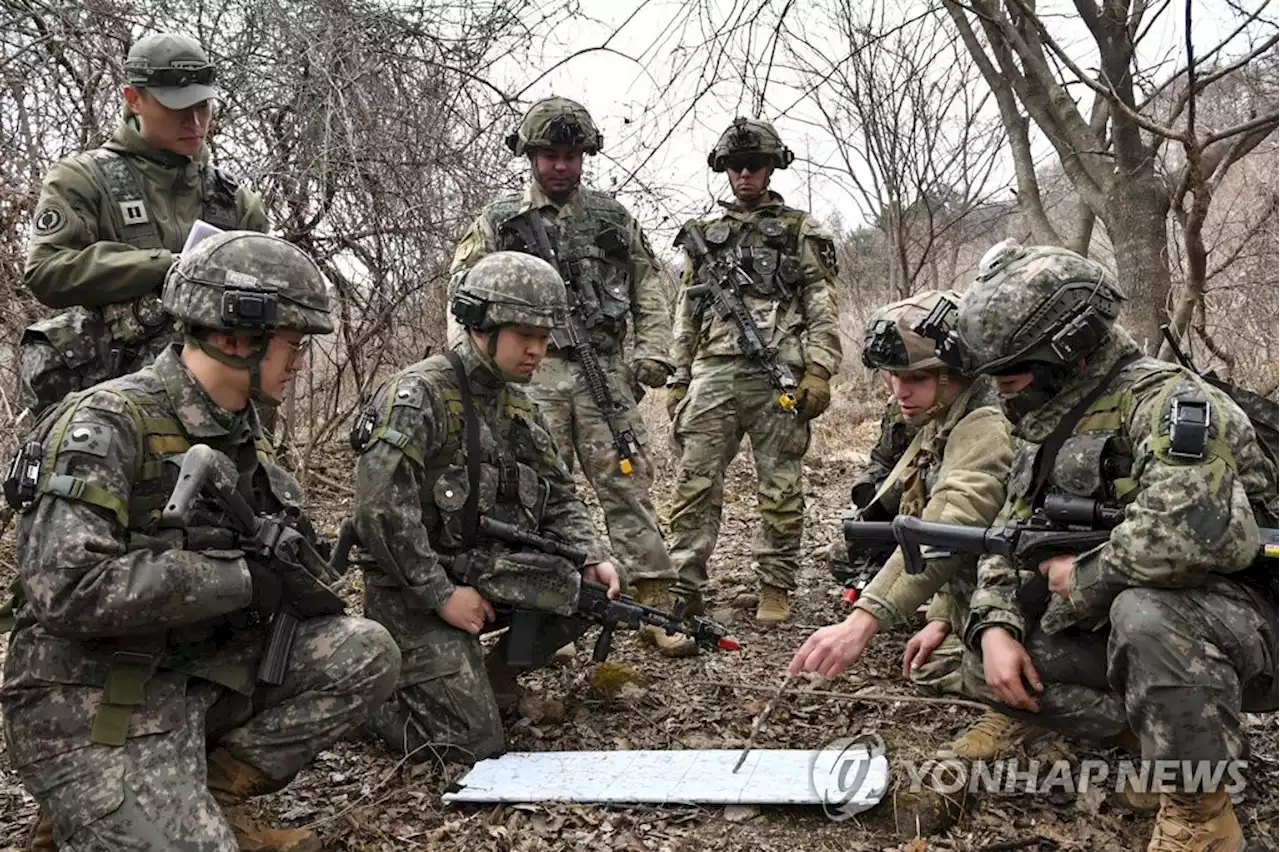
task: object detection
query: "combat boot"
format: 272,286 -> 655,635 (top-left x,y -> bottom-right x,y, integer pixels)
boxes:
28,810 -> 55,851
938,710 -> 1041,759
206,748 -> 322,852
485,650 -> 524,713
755,584 -> 791,624
633,579 -> 698,657
1147,789 -> 1244,852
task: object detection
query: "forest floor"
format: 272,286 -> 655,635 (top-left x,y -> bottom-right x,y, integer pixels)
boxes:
0,401 -> 1275,851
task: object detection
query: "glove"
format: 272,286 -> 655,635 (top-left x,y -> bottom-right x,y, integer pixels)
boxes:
795,366 -> 832,421
666,385 -> 688,421
631,358 -> 670,389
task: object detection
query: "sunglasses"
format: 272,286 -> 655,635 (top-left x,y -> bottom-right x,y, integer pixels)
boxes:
726,156 -> 771,174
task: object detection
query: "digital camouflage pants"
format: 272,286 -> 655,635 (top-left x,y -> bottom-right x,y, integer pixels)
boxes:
667,359 -> 810,594
364,582 -> 588,765
6,616 -> 399,851
524,351 -> 673,588
961,577 -> 1278,778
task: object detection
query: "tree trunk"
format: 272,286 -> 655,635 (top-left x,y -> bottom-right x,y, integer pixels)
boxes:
1104,175 -> 1172,353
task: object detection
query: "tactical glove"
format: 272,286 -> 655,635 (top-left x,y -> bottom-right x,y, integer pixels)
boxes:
795,366 -> 832,421
666,385 -> 688,421
631,358 -> 671,389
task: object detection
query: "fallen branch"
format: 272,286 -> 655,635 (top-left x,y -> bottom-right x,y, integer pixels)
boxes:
702,679 -> 989,712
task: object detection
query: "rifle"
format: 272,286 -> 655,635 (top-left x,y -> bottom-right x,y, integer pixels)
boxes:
846,494 -> 1280,606
508,213 -> 641,476
471,515 -> 741,666
161,444 -> 346,687
675,223 -> 798,411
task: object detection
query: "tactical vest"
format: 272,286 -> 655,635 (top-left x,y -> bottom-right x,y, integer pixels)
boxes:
352,358 -> 555,557
488,192 -> 634,354
1006,359 -> 1243,518
698,208 -> 807,301
1,381 -> 274,746
19,150 -> 244,417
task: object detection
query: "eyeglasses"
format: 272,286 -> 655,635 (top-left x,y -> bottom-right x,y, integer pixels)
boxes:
726,155 -> 771,174
281,338 -> 312,364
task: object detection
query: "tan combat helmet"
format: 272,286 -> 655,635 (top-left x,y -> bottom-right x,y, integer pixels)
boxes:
862,290 -> 965,373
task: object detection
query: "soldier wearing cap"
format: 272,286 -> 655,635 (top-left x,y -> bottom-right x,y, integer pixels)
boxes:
448,98 -> 689,655
666,117 -> 843,624
20,32 -> 267,418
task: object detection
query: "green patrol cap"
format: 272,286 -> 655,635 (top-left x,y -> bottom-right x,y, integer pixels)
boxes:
125,33 -> 218,110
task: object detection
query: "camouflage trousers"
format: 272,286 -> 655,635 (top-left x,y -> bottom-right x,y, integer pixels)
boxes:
525,351 -> 673,587
4,616 -> 399,851
962,577 -> 1278,773
909,631 -> 968,697
364,582 -> 587,765
668,359 -> 810,593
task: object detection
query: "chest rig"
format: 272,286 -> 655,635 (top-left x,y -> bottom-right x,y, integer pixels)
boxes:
699,210 -> 805,301
489,193 -> 633,354
2,381 -> 275,746
351,356 -> 553,556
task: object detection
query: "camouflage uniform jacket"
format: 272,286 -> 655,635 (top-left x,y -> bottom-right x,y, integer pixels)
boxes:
964,329 -> 1279,647
0,347 -> 300,768
854,380 -> 1013,628
449,181 -> 672,365
352,340 -> 607,614
25,110 -> 268,312
672,192 -> 842,380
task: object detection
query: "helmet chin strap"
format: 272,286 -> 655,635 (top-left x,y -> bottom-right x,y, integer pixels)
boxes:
999,362 -> 1074,425
902,370 -> 964,426
471,329 -> 532,384
189,332 -> 278,408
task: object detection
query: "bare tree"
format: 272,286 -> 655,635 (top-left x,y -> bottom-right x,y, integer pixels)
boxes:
785,5 -> 1008,299
942,0 -> 1278,351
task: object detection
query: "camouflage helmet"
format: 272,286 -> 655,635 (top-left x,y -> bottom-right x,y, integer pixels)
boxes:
451,251 -> 566,332
162,231 -> 335,335
707,117 -> 795,172
506,97 -> 602,155
862,290 -> 963,372
955,240 -> 1125,375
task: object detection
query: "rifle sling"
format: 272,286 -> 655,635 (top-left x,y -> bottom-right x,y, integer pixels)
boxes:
1027,353 -> 1139,509
446,351 -> 484,548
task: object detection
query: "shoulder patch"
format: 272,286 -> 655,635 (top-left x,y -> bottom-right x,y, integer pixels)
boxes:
78,388 -> 134,417
58,421 -> 113,458
389,377 -> 428,410
811,235 -> 839,277
33,204 -> 68,237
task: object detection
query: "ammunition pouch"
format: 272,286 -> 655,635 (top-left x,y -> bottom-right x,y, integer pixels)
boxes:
469,551 -> 581,617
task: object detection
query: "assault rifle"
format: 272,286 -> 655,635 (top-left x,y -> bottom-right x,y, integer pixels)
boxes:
161,444 -> 346,687
507,212 -> 641,476
473,515 -> 741,665
844,494 -> 1280,605
675,223 -> 798,411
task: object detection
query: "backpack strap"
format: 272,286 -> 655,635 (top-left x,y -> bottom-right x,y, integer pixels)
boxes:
446,352 -> 483,547
87,150 -> 164,249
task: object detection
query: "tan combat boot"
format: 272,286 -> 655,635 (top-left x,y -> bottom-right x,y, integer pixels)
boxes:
755,584 -> 791,624
938,710 -> 1041,759
206,748 -> 322,852
1147,789 -> 1244,852
634,579 -> 698,657
28,810 -> 55,851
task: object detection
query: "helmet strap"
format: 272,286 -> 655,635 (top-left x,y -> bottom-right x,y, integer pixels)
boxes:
187,331 -> 277,407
